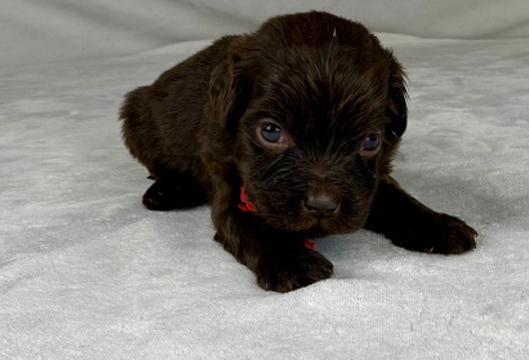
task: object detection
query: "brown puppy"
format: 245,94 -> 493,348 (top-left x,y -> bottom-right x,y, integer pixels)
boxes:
120,11 -> 477,292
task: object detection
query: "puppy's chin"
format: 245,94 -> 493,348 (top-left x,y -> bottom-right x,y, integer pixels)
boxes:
259,210 -> 368,238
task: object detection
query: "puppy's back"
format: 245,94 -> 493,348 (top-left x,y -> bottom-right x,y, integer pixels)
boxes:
120,36 -> 238,178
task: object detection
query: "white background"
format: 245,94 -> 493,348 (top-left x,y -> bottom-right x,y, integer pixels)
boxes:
1,1 -> 528,359
2,0 -> 529,66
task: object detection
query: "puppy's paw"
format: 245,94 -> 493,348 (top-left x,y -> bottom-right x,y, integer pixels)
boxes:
142,180 -> 179,210
256,248 -> 334,292
394,213 -> 477,255
142,178 -> 206,211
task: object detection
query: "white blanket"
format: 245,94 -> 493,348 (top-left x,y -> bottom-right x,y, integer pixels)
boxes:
1,2 -> 528,359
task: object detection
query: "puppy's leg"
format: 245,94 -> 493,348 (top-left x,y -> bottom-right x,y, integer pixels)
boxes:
143,171 -> 207,211
121,87 -> 208,211
364,176 -> 477,254
212,187 -> 333,292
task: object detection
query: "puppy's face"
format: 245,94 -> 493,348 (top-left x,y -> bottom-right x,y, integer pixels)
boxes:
240,114 -> 384,237
210,12 -> 407,237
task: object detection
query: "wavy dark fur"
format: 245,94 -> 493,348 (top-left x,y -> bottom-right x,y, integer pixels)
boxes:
120,11 -> 476,292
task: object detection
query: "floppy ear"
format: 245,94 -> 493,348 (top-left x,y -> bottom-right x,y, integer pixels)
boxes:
386,59 -> 408,138
209,53 -> 250,134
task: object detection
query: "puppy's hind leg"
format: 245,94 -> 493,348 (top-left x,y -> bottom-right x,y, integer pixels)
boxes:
120,87 -> 207,211
143,170 -> 207,211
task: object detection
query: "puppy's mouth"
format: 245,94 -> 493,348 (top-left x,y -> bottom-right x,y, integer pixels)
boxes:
267,206 -> 355,235
300,216 -> 334,234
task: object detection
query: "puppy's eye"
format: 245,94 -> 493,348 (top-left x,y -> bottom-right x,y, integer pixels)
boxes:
260,123 -> 283,143
359,136 -> 381,157
256,119 -> 291,149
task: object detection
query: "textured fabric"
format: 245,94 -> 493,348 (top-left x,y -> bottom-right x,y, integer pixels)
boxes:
1,2 -> 529,360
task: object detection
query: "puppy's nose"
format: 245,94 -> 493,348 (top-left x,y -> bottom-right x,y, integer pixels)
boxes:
304,194 -> 339,218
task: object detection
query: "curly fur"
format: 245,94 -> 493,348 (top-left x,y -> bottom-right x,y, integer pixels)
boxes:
120,11 -> 477,292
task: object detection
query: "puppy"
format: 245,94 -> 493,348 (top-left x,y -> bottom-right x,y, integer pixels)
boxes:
120,11 -> 477,292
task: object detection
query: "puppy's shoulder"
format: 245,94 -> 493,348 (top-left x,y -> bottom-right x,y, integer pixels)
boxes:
151,35 -> 242,89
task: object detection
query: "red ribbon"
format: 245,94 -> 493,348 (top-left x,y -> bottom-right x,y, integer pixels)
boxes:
238,184 -> 257,212
303,239 -> 316,250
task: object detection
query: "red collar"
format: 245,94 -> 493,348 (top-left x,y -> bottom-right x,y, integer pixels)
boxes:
238,184 -> 257,212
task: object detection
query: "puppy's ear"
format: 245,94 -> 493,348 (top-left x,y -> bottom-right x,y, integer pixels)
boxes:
386,59 -> 408,138
209,52 -> 250,133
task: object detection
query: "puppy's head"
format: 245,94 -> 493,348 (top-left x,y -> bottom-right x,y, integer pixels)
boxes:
209,11 -> 407,236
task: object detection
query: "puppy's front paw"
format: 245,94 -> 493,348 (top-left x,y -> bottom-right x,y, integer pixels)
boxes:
394,213 -> 477,255
256,248 -> 333,292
